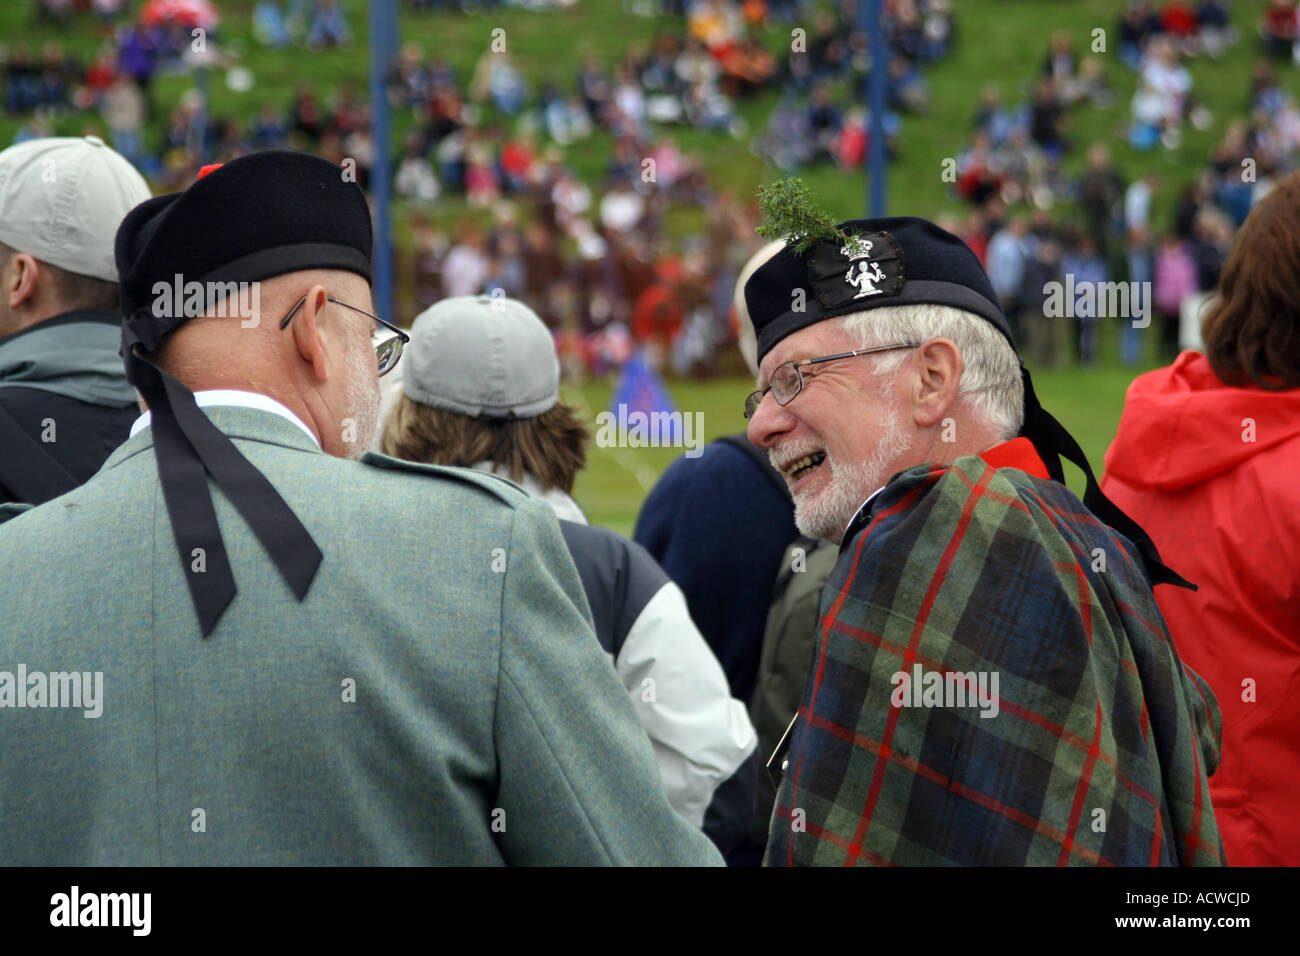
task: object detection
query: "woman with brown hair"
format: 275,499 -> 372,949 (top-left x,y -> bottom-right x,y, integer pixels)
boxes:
1102,170 -> 1300,866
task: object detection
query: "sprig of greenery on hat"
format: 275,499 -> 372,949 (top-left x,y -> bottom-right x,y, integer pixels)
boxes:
756,177 -> 852,254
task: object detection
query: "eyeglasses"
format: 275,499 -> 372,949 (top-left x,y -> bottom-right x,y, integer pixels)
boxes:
279,294 -> 410,377
743,343 -> 918,420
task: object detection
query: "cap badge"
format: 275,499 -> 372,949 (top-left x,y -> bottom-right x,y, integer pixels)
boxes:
806,230 -> 904,310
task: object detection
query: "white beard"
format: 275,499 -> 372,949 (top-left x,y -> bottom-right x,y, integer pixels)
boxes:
792,404 -> 911,543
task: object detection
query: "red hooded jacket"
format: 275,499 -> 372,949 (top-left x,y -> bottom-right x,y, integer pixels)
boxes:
1103,351 -> 1300,866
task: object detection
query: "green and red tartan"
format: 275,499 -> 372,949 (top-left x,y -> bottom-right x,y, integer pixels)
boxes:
765,439 -> 1224,866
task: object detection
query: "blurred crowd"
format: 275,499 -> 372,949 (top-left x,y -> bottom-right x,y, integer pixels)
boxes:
753,0 -> 954,170
6,0 -> 1300,376
937,1 -> 1299,370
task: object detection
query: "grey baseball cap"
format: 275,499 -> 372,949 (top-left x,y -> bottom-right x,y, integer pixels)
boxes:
402,294 -> 560,419
0,135 -> 151,282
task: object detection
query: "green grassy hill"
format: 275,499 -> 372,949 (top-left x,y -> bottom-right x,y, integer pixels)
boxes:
0,1 -> 1272,232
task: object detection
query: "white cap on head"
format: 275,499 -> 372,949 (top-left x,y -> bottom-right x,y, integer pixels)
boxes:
0,135 -> 151,283
402,294 -> 561,419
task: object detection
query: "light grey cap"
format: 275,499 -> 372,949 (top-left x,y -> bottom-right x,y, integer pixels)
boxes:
402,294 -> 560,419
0,135 -> 151,282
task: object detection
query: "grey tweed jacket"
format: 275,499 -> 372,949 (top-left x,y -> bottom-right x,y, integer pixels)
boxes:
0,405 -> 722,866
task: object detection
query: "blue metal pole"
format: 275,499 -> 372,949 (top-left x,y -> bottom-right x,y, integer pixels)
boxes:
863,0 -> 887,217
368,0 -> 398,322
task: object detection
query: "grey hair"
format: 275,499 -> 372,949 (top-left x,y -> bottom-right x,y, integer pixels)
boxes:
839,303 -> 1024,440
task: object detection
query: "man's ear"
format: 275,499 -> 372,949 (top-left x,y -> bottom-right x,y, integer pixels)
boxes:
910,337 -> 963,429
4,253 -> 41,311
290,285 -> 331,384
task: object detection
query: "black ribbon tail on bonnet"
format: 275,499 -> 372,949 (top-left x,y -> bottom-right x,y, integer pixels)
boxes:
127,349 -> 324,636
1020,366 -> 1196,592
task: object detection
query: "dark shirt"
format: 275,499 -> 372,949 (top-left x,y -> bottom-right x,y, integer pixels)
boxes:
633,437 -> 797,705
0,311 -> 136,506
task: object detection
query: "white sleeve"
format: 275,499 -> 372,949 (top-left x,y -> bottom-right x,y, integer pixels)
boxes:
614,580 -> 758,829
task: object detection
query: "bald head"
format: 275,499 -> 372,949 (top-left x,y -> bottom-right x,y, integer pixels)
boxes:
143,268 -> 381,459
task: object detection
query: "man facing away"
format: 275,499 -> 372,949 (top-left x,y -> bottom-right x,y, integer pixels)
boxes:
744,215 -> 1223,866
0,136 -> 151,504
0,151 -> 721,866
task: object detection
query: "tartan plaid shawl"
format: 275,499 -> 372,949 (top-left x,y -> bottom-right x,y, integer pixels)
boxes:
765,441 -> 1224,866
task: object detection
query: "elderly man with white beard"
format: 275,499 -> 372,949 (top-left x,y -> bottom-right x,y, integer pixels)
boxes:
742,208 -> 1225,867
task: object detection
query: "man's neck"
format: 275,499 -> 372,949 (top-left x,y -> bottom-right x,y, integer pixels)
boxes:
131,388 -> 322,448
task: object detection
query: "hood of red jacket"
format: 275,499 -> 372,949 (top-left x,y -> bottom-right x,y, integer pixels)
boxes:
1104,351 -> 1300,490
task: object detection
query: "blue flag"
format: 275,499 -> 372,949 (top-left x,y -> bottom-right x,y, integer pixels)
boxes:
609,352 -> 680,443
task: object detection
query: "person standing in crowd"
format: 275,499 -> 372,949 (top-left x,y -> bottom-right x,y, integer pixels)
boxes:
1103,171 -> 1300,866
634,241 -> 796,712
377,293 -> 759,855
1077,143 -> 1126,257
0,136 -> 151,505
1154,230 -> 1199,359
1019,230 -> 1064,369
0,151 -> 721,867
984,217 -> 1031,345
1061,232 -> 1106,366
1121,224 -> 1154,367
744,209 -> 1223,866
633,241 -> 809,866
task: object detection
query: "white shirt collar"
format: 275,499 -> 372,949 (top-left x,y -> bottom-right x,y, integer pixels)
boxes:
129,389 -> 321,449
471,461 -> 589,525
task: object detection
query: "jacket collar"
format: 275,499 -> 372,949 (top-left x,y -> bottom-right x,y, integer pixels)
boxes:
102,404 -> 324,472
0,309 -> 119,350
839,437 -> 1051,554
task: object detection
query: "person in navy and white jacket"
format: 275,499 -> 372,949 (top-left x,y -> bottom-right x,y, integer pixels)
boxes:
376,294 -> 758,854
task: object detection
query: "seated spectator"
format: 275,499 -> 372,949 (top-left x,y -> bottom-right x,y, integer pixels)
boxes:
890,0 -> 927,61
253,0 -> 291,49
1140,36 -> 1192,147
1103,171 -> 1300,866
471,48 -> 527,116
394,133 -> 440,204
248,100 -> 290,150
1161,0 -> 1200,54
1042,30 -> 1078,93
1069,55 -> 1115,108
1197,0 -> 1232,57
306,0 -> 351,51
289,87 -> 326,143
719,35 -> 776,98
888,54 -> 928,113
993,126 -> 1051,208
955,130 -> 1004,204
1130,80 -> 1168,150
1261,0 -> 1299,60
1118,0 -> 1164,69
971,83 -> 1016,147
